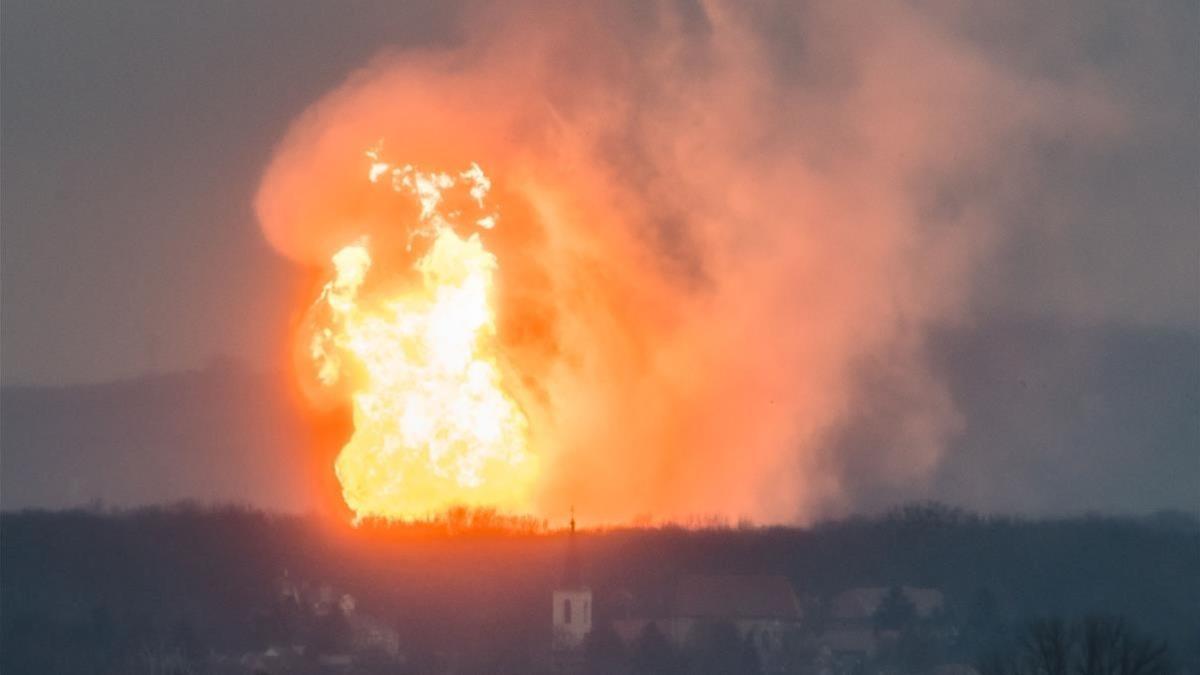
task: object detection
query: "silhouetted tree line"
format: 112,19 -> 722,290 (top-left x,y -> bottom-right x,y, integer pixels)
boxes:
1,502 -> 1195,674
976,615 -> 1172,675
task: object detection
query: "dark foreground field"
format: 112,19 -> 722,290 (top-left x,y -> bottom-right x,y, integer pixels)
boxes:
2,504 -> 1197,674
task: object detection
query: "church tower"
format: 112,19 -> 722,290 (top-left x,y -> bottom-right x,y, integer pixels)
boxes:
551,509 -> 592,650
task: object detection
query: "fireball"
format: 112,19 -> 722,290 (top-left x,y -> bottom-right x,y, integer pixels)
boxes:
305,147 -> 535,521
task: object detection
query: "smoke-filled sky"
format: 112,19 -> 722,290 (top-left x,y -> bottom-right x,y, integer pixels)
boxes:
2,0 -> 1197,520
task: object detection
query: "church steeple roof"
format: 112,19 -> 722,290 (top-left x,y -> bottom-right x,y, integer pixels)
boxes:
564,507 -> 582,588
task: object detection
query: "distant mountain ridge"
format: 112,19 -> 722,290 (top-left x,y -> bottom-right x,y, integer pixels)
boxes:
829,315 -> 1200,516
1,364 -> 318,512
2,316 -> 1197,515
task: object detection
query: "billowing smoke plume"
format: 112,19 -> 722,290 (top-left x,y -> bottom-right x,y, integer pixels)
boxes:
256,1 -> 1120,523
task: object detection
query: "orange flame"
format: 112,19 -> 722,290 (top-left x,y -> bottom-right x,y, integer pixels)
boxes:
306,148 -> 535,521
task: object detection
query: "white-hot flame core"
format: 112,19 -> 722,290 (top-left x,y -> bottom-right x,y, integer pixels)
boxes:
309,150 -> 534,521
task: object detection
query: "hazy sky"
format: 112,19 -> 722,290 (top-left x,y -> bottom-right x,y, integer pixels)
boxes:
1,1 -> 1196,518
2,1 -> 461,383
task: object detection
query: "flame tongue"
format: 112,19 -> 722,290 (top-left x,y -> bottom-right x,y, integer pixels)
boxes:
309,151 -> 535,521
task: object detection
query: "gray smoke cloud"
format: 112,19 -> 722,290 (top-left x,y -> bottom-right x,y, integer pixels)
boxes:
253,0 -> 1169,522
